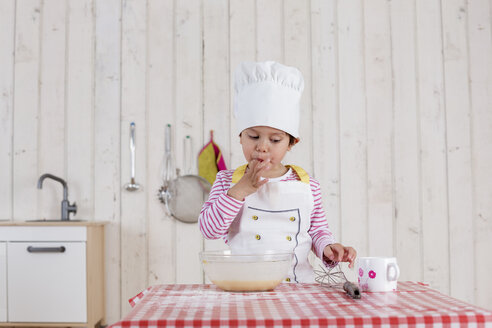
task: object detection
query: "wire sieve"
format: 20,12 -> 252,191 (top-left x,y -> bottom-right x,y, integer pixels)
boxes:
158,124 -> 211,223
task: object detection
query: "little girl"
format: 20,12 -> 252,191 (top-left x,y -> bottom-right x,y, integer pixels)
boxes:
199,61 -> 356,283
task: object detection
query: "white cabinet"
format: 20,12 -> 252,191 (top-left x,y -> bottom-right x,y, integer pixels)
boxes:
0,222 -> 105,327
8,242 -> 86,322
0,243 -> 6,322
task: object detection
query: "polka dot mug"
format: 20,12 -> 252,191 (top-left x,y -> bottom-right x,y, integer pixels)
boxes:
357,257 -> 400,292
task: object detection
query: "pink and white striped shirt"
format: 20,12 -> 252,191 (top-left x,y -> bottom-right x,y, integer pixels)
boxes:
198,167 -> 336,263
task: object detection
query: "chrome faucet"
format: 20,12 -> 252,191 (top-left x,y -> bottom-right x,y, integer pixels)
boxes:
37,173 -> 77,221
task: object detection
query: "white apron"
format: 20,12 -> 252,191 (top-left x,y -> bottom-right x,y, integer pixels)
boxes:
227,165 -> 315,283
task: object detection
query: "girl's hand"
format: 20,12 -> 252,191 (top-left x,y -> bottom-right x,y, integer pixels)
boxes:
227,159 -> 271,201
323,243 -> 357,268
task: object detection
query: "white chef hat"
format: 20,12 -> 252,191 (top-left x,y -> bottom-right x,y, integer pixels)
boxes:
233,61 -> 304,138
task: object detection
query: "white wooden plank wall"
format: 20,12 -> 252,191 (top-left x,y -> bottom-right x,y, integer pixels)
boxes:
38,0 -> 66,220
338,0 -> 369,261
93,0 -> 121,320
120,0 -> 148,315
12,0 -> 40,222
390,0 -> 423,289
146,0 -> 175,289
468,0 -> 492,309
0,0 -> 491,322
203,0 -> 230,257
365,0 -> 393,259
416,0 -> 450,294
174,0 -> 203,286
442,0 -> 475,303
0,0 -> 15,222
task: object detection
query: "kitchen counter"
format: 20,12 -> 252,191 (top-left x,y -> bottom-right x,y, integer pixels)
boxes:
0,222 -> 106,327
109,282 -> 492,327
0,220 -> 106,226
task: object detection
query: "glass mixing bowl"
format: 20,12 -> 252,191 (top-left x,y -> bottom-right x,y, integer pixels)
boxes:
199,250 -> 293,292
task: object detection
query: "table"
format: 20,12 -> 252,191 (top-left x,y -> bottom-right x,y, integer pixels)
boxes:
110,282 -> 492,327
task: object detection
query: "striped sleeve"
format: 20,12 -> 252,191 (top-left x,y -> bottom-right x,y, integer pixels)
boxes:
198,170 -> 244,240
307,177 -> 337,265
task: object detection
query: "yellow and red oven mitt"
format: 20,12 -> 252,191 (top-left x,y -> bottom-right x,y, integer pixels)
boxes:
198,130 -> 227,185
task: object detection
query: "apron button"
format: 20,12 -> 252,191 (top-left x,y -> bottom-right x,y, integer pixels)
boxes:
255,234 -> 261,240
285,278 -> 291,282
286,236 -> 292,241
289,216 -> 296,222
252,215 -> 258,220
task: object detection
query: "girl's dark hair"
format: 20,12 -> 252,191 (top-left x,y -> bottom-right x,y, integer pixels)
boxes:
288,134 -> 297,146
240,131 -> 298,146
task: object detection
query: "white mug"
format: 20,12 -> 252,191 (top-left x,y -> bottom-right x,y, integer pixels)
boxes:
357,257 -> 400,292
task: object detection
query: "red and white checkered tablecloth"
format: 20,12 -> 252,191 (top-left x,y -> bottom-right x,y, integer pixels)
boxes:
110,282 -> 492,328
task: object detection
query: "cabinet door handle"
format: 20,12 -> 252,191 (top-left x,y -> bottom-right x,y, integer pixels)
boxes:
27,246 -> 66,253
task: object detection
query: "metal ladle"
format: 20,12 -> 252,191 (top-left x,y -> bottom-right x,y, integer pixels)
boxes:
125,122 -> 140,191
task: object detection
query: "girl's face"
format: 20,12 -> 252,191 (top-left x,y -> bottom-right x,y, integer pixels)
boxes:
240,126 -> 296,177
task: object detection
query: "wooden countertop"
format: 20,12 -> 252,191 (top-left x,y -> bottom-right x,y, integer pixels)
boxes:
0,220 -> 108,226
